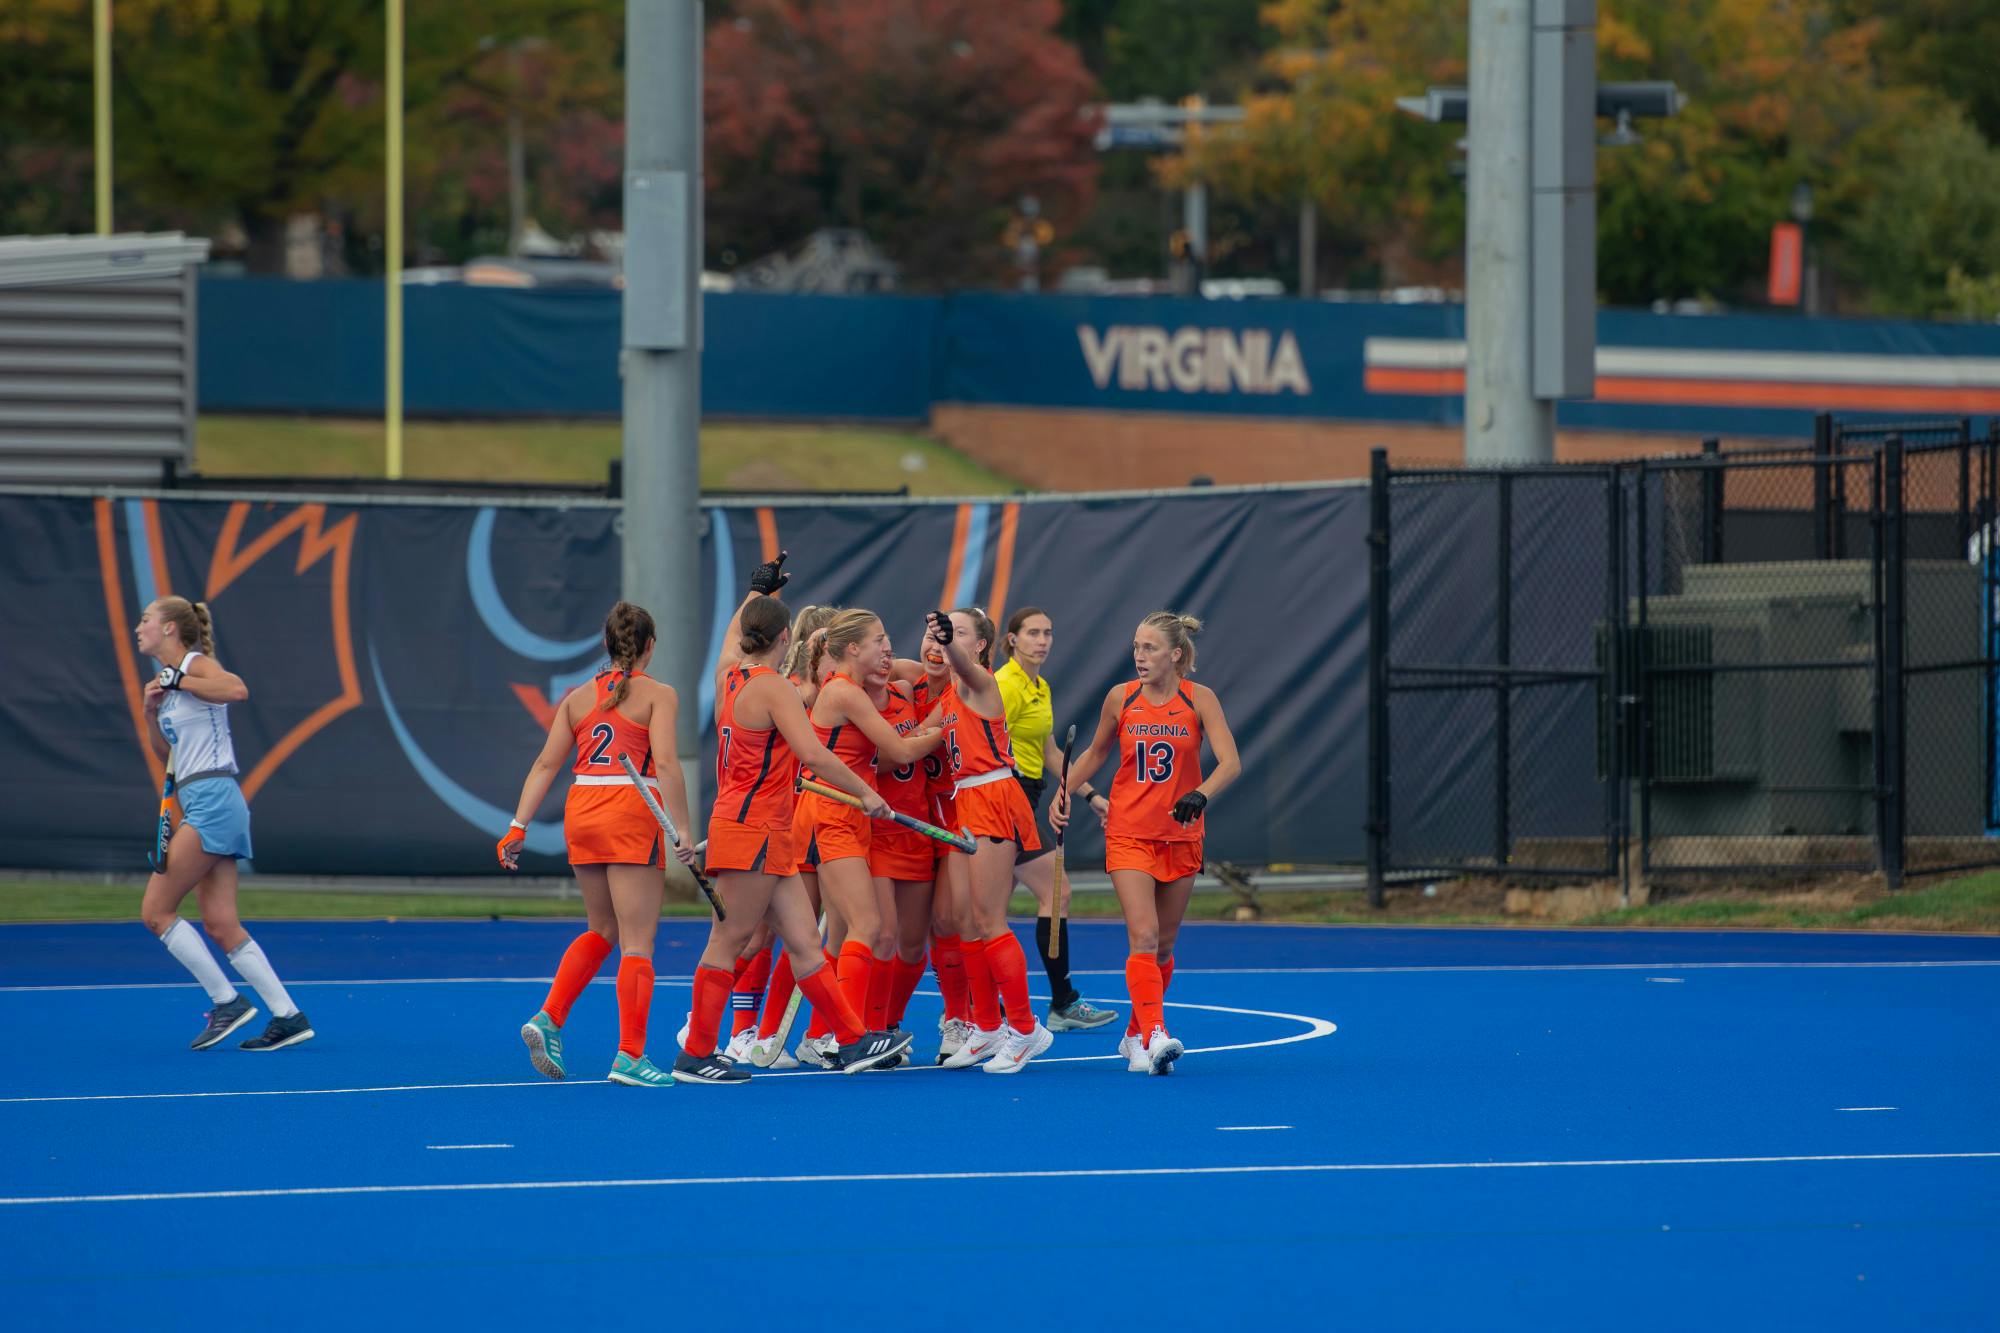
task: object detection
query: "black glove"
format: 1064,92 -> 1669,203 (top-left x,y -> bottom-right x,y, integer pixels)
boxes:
925,610 -> 953,644
1170,790 -> 1207,825
156,664 -> 185,692
749,549 -> 790,595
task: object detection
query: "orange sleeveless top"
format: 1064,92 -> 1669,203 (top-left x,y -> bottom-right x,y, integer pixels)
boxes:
806,671 -> 880,790
936,678 -> 1015,783
1105,680 -> 1204,842
715,664 -> 797,829
874,682 -> 930,817
572,671 -> 653,776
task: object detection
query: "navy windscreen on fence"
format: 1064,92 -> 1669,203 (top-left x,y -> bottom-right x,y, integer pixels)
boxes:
0,483 -> 1384,875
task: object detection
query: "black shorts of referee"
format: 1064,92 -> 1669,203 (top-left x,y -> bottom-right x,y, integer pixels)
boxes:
1013,771 -> 1055,863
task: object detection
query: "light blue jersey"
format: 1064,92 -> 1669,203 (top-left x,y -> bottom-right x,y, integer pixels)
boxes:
157,650 -> 238,778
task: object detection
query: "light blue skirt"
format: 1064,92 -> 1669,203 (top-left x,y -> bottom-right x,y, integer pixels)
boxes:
179,775 -> 254,861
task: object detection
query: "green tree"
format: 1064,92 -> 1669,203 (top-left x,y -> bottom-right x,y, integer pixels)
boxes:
1842,109 -> 2000,316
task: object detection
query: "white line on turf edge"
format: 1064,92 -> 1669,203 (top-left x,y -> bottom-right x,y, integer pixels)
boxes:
426,1144 -> 514,1150
3,1151 -> 1995,1207
1216,1126 -> 1293,1132
0,997 -> 1335,1102
5,957 -> 2000,993
1838,1107 -> 1899,1113
1646,977 -> 1686,984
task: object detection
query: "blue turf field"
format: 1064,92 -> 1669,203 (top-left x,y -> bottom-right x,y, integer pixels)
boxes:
3,917 -> 1997,1329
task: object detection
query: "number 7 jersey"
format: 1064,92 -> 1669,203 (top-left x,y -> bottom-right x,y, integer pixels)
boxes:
1105,680 -> 1204,842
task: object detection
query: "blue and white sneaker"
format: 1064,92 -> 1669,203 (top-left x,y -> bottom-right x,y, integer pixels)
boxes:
522,1010 -> 565,1080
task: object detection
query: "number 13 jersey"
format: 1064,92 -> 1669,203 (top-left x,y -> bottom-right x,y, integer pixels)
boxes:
1105,681 -> 1204,842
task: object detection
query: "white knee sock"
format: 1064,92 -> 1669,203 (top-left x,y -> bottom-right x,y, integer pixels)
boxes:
159,919 -> 237,1004
226,937 -> 299,1018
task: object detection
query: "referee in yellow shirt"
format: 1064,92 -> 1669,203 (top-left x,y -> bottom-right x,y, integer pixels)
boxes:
997,607 -> 1119,1031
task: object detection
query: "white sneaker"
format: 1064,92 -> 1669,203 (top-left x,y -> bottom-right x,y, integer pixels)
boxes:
1117,1033 -> 1148,1073
935,1017 -> 970,1065
674,1015 -> 718,1058
941,1024 -> 1005,1069
723,1028 -> 756,1064
796,1033 -> 839,1069
1142,1025 -> 1184,1076
982,1022 -> 1053,1075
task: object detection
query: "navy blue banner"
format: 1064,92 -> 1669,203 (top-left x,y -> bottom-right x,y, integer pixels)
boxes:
0,485 -> 1373,875
198,277 -> 2000,438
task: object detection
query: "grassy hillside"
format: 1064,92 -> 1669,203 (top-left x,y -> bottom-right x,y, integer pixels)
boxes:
195,416 -> 1025,496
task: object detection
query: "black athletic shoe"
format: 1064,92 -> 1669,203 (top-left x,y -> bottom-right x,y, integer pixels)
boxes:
835,1029 -> 912,1075
672,1050 -> 751,1085
239,1010 -> 315,1051
190,995 -> 258,1051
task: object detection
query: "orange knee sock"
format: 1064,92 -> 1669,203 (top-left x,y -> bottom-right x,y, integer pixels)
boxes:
933,935 -> 969,1021
1129,955 -> 1175,1036
616,954 -> 655,1058
542,930 -> 612,1027
1125,951 -> 1164,1038
796,962 -> 862,1045
864,952 -> 894,1031
836,939 -> 872,1025
684,963 -> 732,1058
887,953 -> 926,1028
961,935 -> 1001,1031
757,949 -> 798,1041
732,945 -> 774,1035
985,932 -> 1035,1034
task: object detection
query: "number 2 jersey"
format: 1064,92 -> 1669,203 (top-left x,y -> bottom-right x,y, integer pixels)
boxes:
1105,680 -> 1204,842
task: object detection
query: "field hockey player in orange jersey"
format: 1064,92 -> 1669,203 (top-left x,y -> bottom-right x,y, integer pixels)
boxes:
924,607 -> 1054,1073
499,602 -> 700,1089
892,635 -> 974,1062
869,652 -> 946,1053
679,554 -> 912,1081
715,604 -> 841,1067
1055,612 -> 1241,1075
795,611 -> 944,1060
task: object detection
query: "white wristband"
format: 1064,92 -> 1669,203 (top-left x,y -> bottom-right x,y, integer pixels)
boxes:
508,819 -> 527,832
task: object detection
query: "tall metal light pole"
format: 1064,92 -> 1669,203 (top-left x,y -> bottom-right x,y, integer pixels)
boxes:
93,0 -> 111,234
622,1 -> 704,808
385,0 -> 404,479
1464,0 -> 1552,463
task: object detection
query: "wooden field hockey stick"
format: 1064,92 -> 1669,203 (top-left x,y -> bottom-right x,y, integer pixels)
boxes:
616,752 -> 725,920
795,775 -> 976,853
1049,724 -> 1077,960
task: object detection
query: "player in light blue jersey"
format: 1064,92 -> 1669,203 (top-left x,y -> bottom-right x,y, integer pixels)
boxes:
136,596 -> 314,1052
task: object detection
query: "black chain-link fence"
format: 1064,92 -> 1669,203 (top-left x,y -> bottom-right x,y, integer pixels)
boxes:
1367,415 -> 2000,898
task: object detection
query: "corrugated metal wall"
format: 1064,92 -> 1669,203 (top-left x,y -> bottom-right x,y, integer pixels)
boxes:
0,273 -> 196,484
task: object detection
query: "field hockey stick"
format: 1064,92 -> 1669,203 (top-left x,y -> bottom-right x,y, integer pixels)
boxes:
616,752 -> 725,920
795,775 -> 976,853
1049,724 -> 1077,960
147,770 -> 177,872
766,911 -> 827,1058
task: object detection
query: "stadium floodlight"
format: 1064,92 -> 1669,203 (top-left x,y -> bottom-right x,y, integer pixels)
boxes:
1396,80 -> 1684,127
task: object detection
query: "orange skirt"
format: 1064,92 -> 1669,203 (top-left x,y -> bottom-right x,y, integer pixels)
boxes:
796,790 -> 870,868
1105,834 -> 1203,883
565,785 -> 664,867
705,815 -> 798,878
869,822 -> 935,881
954,779 -> 1041,851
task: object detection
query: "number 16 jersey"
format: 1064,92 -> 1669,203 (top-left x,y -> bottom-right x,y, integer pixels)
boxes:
1105,680 -> 1204,842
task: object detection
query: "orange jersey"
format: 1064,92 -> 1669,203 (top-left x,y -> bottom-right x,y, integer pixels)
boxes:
572,671 -> 653,777
714,664 -> 797,830
806,671 -> 879,790
875,682 -> 930,818
936,680 -> 1016,785
911,676 -> 956,812
1105,681 -> 1204,842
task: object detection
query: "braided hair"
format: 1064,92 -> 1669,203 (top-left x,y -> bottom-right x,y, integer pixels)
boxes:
600,601 -> 656,711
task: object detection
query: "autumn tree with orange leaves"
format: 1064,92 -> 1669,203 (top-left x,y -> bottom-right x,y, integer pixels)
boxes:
705,0 -> 1101,287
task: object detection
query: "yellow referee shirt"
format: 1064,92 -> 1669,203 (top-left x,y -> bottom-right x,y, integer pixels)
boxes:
995,657 -> 1053,779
